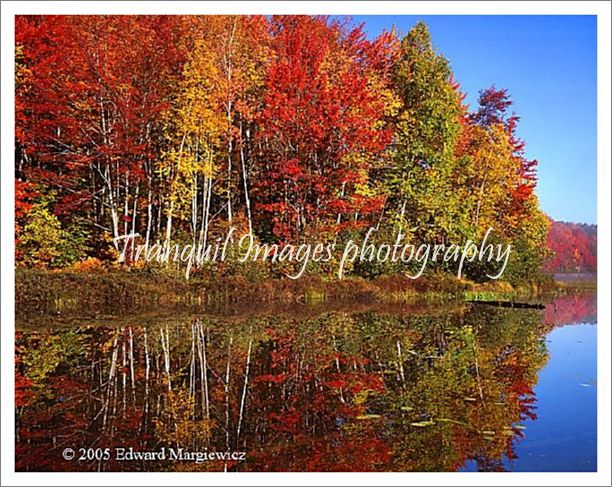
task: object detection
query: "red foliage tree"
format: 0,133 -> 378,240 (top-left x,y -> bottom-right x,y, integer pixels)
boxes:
254,16 -> 392,241
546,220 -> 597,273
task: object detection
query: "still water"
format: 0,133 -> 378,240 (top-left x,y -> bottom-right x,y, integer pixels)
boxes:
15,294 -> 596,472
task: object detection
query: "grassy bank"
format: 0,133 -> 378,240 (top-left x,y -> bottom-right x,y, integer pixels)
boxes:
15,268 -> 567,322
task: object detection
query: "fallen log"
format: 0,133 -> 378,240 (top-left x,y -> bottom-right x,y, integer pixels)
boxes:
468,300 -> 545,309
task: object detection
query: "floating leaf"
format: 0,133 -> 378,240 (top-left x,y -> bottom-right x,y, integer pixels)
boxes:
356,414 -> 381,420
411,420 -> 435,427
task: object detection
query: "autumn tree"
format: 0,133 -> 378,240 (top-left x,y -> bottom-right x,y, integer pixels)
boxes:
469,87 -> 539,231
16,16 -> 184,252
254,16 -> 392,242
463,87 -> 549,282
389,21 -> 467,243
159,16 -> 270,248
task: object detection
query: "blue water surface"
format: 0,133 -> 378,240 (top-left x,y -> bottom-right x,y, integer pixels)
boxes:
464,321 -> 597,472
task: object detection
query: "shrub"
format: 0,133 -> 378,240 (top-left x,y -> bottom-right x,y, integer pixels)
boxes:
16,201 -> 90,268
70,257 -> 104,273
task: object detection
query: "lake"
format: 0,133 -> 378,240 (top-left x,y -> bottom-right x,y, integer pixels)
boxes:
15,293 -> 597,472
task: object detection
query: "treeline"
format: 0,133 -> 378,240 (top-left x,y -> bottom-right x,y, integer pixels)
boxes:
15,16 -> 548,283
546,221 -> 597,273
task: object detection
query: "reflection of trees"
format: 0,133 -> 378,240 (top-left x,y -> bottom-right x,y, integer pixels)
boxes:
543,294 -> 597,328
16,297 -> 578,472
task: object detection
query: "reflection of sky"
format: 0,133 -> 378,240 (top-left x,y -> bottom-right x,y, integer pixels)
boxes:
511,323 -> 597,472
464,322 -> 597,472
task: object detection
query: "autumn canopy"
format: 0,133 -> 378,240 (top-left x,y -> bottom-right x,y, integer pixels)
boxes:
15,15 -> 549,282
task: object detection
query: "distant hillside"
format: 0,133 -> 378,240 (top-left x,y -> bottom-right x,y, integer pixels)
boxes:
546,220 -> 597,273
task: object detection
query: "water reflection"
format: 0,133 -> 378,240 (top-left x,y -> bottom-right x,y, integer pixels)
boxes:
15,294 -> 596,472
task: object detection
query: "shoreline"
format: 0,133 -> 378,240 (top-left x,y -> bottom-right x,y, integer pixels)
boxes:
15,269 -> 595,324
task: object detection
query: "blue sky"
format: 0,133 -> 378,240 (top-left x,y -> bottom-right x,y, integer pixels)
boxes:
347,16 -> 597,224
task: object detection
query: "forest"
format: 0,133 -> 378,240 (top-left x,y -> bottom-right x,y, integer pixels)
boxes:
15,15 -> 551,285
546,221 -> 597,274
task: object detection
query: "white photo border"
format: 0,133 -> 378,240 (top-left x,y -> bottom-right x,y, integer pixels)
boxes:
1,2 -> 610,486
